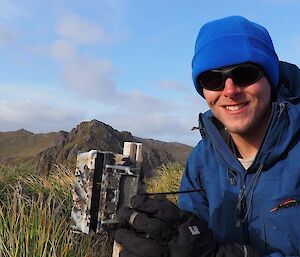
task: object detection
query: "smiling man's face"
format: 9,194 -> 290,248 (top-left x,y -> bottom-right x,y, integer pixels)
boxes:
203,75 -> 272,138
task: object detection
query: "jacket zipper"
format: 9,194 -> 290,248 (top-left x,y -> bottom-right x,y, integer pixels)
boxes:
247,101 -> 286,171
239,103 -> 286,244
198,102 -> 287,245
241,173 -> 250,244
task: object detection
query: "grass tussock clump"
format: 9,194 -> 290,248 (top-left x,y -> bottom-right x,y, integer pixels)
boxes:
0,165 -> 112,257
0,162 -> 184,256
146,163 -> 184,204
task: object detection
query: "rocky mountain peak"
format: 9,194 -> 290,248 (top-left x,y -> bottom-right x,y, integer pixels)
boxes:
0,119 -> 192,177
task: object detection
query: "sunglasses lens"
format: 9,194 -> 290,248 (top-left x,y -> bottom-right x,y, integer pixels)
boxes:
232,65 -> 262,85
198,64 -> 262,91
198,71 -> 224,91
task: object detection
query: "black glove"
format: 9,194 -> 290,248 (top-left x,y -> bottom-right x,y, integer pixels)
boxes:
114,195 -> 218,257
114,195 -> 262,257
216,243 -> 262,257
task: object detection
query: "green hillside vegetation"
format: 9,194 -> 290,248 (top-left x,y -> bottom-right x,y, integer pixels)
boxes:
0,130 -> 56,165
0,124 -> 192,178
0,163 -> 183,256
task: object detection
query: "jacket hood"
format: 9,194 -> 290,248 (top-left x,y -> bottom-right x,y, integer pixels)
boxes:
275,61 -> 300,103
257,61 -> 300,170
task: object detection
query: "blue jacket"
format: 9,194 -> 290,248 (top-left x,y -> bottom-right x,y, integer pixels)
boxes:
179,62 -> 300,257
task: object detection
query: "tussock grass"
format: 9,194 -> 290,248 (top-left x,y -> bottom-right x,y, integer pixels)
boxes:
146,163 -> 184,203
0,162 -> 183,256
0,165 -> 112,257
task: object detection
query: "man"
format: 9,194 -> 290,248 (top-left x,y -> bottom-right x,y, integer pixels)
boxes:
115,16 -> 300,257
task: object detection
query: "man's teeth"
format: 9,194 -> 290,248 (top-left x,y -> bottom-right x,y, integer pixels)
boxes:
225,104 -> 245,111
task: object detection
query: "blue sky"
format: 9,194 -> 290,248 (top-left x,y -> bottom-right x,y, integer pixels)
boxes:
1,0 -> 300,146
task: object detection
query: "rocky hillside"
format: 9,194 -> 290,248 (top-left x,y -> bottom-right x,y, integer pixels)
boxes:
0,120 -> 192,177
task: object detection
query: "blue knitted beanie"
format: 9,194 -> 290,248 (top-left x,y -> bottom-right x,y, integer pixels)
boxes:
192,16 -> 279,96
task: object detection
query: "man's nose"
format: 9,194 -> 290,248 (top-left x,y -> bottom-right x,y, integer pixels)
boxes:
223,78 -> 241,97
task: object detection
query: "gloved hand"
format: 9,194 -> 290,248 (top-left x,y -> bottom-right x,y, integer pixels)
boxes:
216,243 -> 262,257
115,195 -> 262,257
114,194 -> 218,257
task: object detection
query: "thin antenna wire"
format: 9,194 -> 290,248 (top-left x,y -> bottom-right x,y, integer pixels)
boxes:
143,189 -> 204,196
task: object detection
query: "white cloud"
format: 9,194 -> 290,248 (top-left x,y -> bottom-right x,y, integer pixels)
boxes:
0,82 -> 74,105
117,90 -> 177,114
0,96 -> 201,145
156,79 -> 188,92
0,25 -> 20,46
58,58 -> 179,114
60,55 -> 119,100
0,100 -> 86,133
49,39 -> 180,114
47,35 -> 203,145
50,40 -> 76,61
0,6 -> 202,145
0,1 -> 29,22
49,37 -> 121,103
56,13 -> 111,44
98,110 -> 200,146
49,11 -> 179,119
93,92 -> 206,146
0,82 -> 201,145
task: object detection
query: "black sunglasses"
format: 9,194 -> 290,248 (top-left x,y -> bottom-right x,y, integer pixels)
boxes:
197,63 -> 263,91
